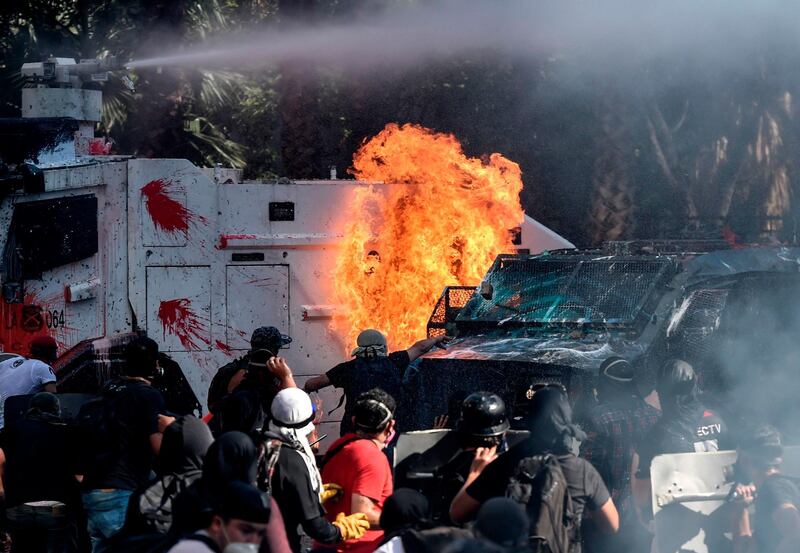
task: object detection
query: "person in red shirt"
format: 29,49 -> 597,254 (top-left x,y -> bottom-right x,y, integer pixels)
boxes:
320,388 -> 397,553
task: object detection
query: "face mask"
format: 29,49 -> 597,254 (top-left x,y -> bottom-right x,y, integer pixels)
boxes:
223,545 -> 258,553
221,524 -> 260,553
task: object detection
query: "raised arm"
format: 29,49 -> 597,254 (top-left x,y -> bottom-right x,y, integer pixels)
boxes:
406,335 -> 448,361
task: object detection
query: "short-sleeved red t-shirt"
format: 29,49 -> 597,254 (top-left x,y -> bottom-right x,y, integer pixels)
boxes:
320,434 -> 394,553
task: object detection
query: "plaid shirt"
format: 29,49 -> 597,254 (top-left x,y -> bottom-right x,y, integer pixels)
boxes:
581,399 -> 660,514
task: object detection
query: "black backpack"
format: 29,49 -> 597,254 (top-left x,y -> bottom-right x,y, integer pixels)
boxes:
505,454 -> 577,553
74,379 -> 126,473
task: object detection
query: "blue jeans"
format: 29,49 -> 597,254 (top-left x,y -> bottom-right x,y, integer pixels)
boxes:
82,489 -> 133,552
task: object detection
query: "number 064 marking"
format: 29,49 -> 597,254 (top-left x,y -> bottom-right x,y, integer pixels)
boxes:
45,310 -> 65,329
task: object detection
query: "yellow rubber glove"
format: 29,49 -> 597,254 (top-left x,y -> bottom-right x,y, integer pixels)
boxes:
320,483 -> 344,503
332,512 -> 370,541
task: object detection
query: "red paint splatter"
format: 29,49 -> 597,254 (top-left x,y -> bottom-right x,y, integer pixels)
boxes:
157,298 -> 210,350
217,234 -> 258,249
141,179 -> 207,235
0,292 -> 64,355
88,138 -> 112,155
215,340 -> 233,355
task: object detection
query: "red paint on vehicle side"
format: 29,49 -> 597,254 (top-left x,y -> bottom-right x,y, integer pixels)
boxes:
158,298 -> 210,350
215,340 -> 233,355
141,179 -> 207,235
216,234 -> 258,250
0,292 -> 62,355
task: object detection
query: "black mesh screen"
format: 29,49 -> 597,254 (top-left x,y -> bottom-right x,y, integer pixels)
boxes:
457,255 -> 675,327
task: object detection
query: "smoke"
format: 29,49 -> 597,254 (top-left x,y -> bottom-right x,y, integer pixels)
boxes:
127,0 -> 799,79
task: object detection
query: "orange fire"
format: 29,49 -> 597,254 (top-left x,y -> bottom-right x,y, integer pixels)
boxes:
331,123 -> 524,351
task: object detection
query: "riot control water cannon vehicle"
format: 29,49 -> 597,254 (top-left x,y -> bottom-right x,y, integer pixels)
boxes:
0,56 -> 571,440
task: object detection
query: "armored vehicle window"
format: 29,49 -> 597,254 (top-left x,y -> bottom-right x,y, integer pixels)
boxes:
4,194 -> 98,279
456,255 -> 675,329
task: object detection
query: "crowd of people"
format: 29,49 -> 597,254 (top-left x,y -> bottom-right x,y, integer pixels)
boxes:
0,327 -> 796,553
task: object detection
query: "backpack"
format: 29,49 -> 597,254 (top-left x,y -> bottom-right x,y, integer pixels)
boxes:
134,472 -> 202,534
74,379 -> 126,473
505,454 -> 577,553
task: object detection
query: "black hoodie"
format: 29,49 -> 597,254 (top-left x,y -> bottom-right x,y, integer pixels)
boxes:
123,415 -> 214,534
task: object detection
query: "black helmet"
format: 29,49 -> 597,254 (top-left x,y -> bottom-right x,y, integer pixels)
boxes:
657,358 -> 696,398
457,392 -> 510,438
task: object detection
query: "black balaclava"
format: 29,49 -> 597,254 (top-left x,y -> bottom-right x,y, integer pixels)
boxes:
657,359 -> 700,420
380,488 -> 431,537
525,387 -> 586,455
597,357 -> 639,406
202,431 -> 258,493
160,415 -> 214,476
473,497 -> 530,549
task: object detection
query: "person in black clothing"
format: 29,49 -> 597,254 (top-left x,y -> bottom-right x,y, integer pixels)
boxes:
449,387 -> 619,553
580,357 -> 660,553
1,392 -> 80,553
304,329 -> 446,434
395,392 -> 512,524
210,327 -> 296,436
171,431 -> 259,535
81,336 -> 166,552
207,326 -> 292,411
268,388 -> 368,552
732,425 -> 800,553
632,359 -> 729,529
123,415 -> 214,534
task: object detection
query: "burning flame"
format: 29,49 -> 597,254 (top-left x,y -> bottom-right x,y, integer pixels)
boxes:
332,123 -> 524,350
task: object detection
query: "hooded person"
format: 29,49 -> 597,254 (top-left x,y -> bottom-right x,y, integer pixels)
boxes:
632,359 -> 730,529
122,415 -> 214,534
580,358 -> 659,553
172,431 -> 259,535
373,489 -> 440,553
450,387 -> 619,553
304,329 -> 447,434
170,431 -> 293,553
268,388 -> 369,553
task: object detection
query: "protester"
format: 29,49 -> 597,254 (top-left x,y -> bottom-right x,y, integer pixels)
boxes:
320,388 -> 397,553
580,357 -> 659,553
268,387 -> 369,552
0,335 -> 58,429
375,489 -> 468,553
303,329 -> 447,433
450,387 -> 618,553
79,336 -> 166,551
731,424 -> 800,553
395,392 -> 511,524
632,359 -> 729,529
123,415 -> 214,534
207,326 -> 293,414
167,481 -> 271,553
1,392 -> 80,553
212,346 -> 296,436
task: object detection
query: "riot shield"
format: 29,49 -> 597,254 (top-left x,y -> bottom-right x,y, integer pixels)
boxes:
651,446 -> 800,553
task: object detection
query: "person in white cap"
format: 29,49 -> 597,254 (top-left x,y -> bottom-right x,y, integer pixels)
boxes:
304,329 -> 446,434
268,388 -> 369,553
